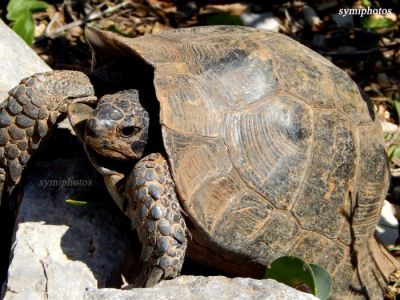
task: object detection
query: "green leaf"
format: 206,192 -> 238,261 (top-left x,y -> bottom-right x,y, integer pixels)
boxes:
206,13 -> 244,26
394,93 -> 400,124
11,10 -> 35,45
394,102 -> 400,123
310,264 -> 332,300
65,199 -> 92,207
7,0 -> 48,21
7,0 -> 24,20
393,147 -> 400,160
65,194 -> 110,208
362,0 -> 372,6
388,145 -> 397,161
361,16 -> 396,29
389,245 -> 400,252
264,256 -> 317,294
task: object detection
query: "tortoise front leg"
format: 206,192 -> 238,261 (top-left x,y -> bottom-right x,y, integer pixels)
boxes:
125,153 -> 188,287
0,71 -> 95,205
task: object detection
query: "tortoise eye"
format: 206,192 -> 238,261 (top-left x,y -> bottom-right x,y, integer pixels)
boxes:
121,126 -> 141,137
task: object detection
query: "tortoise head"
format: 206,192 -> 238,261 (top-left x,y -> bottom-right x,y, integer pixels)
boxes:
84,89 -> 150,160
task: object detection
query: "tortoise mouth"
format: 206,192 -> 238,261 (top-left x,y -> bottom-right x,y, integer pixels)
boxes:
86,145 -> 134,176
91,145 -> 132,161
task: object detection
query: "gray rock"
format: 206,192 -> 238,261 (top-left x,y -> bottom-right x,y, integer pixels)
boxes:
240,12 -> 280,32
1,159 -> 136,300
376,200 -> 400,246
85,276 -> 318,300
332,14 -> 354,28
0,19 -> 50,102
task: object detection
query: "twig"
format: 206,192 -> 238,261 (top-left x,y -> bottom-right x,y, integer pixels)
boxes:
42,1 -> 132,39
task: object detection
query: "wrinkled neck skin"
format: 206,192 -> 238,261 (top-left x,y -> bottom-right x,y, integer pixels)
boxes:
70,111 -> 130,211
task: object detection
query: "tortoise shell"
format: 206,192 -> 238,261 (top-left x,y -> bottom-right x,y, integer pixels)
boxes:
86,26 -> 390,298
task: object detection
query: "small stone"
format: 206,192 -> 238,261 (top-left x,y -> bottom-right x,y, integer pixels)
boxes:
151,205 -> 163,219
332,14 -> 353,27
303,5 -> 322,30
240,12 -> 280,32
381,121 -> 398,134
156,236 -> 169,252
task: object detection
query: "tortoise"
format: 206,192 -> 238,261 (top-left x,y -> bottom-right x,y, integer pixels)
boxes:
0,25 -> 398,299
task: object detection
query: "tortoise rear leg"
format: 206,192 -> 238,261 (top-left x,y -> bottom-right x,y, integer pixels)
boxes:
125,153 -> 188,287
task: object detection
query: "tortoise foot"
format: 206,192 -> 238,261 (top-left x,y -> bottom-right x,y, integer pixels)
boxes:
125,153 -> 188,287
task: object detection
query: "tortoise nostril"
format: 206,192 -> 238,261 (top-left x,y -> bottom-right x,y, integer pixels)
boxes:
86,118 -> 104,138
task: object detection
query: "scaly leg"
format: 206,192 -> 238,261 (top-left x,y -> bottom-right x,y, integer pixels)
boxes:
125,153 -> 188,287
0,71 -> 95,204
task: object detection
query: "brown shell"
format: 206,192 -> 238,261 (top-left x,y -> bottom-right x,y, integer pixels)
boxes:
86,26 -> 390,298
